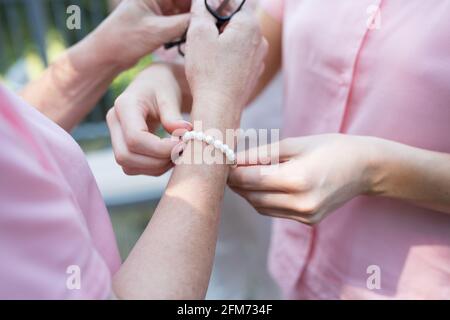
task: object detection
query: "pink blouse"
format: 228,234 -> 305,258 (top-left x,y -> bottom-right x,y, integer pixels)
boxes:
0,85 -> 121,299
262,0 -> 450,299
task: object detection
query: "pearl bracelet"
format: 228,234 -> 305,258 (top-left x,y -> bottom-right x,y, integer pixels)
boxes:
182,131 -> 236,164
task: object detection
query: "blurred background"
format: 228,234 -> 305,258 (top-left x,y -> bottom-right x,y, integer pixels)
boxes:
0,0 -> 281,299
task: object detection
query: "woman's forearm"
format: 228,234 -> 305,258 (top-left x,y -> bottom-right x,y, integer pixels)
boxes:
20,37 -> 123,132
248,8 -> 282,103
19,0 -> 192,132
370,138 -> 450,214
112,95 -> 238,299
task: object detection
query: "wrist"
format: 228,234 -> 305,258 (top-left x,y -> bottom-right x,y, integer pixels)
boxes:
68,36 -> 126,75
361,136 -> 392,196
191,95 -> 241,132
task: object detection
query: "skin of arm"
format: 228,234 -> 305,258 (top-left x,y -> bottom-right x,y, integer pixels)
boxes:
248,8 -> 283,102
112,96 -> 236,299
370,137 -> 450,214
20,40 -> 122,132
228,134 -> 450,226
20,0 -> 191,132
110,0 -> 267,299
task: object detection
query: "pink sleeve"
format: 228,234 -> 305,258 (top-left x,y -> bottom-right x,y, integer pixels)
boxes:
260,0 -> 284,22
0,94 -> 112,299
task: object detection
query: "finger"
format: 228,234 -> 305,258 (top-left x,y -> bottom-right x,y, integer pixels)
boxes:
231,188 -> 294,211
150,13 -> 191,43
155,0 -> 175,14
107,108 -> 174,171
141,0 -> 163,14
122,162 -> 174,177
230,186 -> 315,224
188,0 -> 217,37
113,103 -> 178,158
156,89 -> 192,134
228,165 -> 287,191
235,139 -> 302,166
251,207 -> 314,225
122,65 -> 191,134
174,0 -> 191,12
191,0 -> 215,21
235,143 -> 282,167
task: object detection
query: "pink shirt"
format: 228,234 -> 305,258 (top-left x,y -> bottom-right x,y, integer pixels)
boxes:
262,0 -> 450,299
0,85 -> 121,299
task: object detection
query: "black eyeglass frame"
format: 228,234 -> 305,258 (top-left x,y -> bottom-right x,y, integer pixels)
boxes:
164,0 -> 247,56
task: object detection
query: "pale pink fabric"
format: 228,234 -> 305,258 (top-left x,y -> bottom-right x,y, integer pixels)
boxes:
0,85 -> 121,299
261,0 -> 450,299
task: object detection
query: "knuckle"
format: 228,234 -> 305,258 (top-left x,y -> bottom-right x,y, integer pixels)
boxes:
114,152 -> 129,167
293,197 -> 319,215
255,208 -> 270,217
106,108 -> 116,123
122,167 -> 138,176
281,175 -> 300,192
113,95 -> 126,109
124,134 -> 141,152
303,215 -> 322,226
246,193 -> 260,206
282,168 -> 310,192
297,176 -> 312,191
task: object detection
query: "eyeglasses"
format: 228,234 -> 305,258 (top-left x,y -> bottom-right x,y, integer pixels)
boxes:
164,0 -> 247,57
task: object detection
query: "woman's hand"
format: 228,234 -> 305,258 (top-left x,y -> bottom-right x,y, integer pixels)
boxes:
228,134 -> 380,225
185,0 -> 268,129
21,0 -> 191,131
107,64 -> 192,176
108,0 -> 267,177
91,0 -> 191,69
113,2 -> 268,299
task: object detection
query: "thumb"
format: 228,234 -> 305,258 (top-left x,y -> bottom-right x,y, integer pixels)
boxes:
157,92 -> 192,134
152,13 -> 190,43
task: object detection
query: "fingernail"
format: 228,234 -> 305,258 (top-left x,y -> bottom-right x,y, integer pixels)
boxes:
172,126 -> 192,138
176,120 -> 193,128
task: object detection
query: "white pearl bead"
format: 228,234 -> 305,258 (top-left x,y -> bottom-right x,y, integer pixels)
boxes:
205,135 -> 214,145
195,132 -> 205,141
180,131 -> 236,165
